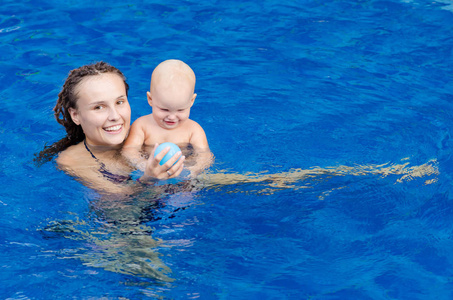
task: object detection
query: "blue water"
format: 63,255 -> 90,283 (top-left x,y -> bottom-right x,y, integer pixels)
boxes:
1,0 -> 453,299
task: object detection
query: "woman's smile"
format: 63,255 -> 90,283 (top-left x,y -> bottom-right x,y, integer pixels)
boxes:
104,124 -> 123,133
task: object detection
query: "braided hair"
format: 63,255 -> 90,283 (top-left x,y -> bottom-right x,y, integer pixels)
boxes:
35,62 -> 129,164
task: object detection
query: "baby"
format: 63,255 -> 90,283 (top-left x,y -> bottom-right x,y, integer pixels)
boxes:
124,59 -> 211,176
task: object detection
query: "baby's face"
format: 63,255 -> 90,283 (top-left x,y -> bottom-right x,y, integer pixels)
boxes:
150,84 -> 196,130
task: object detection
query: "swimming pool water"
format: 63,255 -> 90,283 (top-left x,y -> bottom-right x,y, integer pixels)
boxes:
1,0 -> 453,299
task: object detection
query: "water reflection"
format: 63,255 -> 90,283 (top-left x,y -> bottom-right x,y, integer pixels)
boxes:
198,158 -> 439,193
40,157 -> 438,282
41,193 -> 175,282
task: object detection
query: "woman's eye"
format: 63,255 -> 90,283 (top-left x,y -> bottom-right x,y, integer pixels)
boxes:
94,106 -> 103,110
117,100 -> 124,105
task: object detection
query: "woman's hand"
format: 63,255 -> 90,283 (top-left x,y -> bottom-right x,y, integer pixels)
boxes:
141,143 -> 185,181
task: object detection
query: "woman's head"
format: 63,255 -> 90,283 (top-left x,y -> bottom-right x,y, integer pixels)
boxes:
55,62 -> 130,146
35,62 -> 131,163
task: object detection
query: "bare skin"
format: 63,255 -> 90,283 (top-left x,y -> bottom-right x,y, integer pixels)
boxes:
123,60 -> 211,176
57,72 -> 185,194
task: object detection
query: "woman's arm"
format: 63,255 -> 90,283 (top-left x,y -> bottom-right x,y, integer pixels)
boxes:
139,143 -> 186,181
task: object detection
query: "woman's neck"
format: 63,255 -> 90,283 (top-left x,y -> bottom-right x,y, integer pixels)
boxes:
84,140 -> 123,153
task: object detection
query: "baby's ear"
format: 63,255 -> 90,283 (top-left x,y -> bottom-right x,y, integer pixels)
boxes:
68,107 -> 81,125
190,93 -> 197,106
147,92 -> 153,106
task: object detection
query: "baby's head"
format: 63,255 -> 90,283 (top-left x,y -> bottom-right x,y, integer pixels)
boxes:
150,59 -> 196,103
148,60 -> 197,129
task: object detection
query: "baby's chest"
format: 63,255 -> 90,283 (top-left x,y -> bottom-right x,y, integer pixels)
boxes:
144,127 -> 192,145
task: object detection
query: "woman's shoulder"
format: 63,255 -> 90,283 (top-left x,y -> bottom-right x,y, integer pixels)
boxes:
56,143 -> 85,167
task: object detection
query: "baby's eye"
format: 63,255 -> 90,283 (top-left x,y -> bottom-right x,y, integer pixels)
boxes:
94,105 -> 103,110
117,100 -> 124,105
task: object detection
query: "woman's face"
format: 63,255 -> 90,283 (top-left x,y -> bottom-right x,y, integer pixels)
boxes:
68,73 -> 131,147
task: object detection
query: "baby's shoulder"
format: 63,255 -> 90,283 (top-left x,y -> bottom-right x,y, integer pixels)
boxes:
132,114 -> 154,125
187,119 -> 205,132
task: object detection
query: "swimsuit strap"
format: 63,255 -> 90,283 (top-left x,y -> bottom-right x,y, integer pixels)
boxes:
84,139 -> 99,161
84,140 -> 132,183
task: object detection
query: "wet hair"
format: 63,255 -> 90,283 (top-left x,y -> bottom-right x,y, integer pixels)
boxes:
34,61 -> 129,164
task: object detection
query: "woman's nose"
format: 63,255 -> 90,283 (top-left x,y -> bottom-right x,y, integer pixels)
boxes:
109,107 -> 120,120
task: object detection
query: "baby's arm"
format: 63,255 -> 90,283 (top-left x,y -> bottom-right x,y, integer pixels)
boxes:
187,122 -> 213,176
189,122 -> 209,151
122,117 -> 148,168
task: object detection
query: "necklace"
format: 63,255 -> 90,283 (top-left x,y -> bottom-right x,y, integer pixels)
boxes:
84,140 -> 131,183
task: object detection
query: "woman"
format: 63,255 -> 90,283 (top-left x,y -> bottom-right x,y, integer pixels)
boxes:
36,62 -> 185,194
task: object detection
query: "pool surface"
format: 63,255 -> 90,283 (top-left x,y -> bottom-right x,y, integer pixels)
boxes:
1,0 -> 453,299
